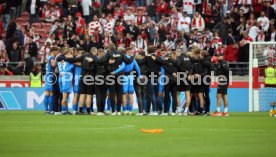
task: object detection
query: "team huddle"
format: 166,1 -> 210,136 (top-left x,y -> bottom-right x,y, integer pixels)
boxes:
44,43 -> 230,117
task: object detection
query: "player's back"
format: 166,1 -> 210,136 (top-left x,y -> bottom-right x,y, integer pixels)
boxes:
46,56 -> 55,74
74,65 -> 82,76
45,56 -> 55,91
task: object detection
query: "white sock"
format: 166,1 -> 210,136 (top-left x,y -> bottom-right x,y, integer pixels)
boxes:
184,107 -> 189,112
224,108 -> 228,113
217,107 -> 221,112
177,107 -> 180,112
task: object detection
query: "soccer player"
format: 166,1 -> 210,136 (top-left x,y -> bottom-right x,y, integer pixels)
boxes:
162,51 -> 178,115
212,53 -> 230,117
106,45 -> 126,115
44,47 -> 59,114
72,48 -> 82,115
58,49 -> 75,115
115,47 -> 141,115
134,51 -> 148,115
190,49 -> 207,115
138,47 -> 164,115
105,44 -> 134,115
94,49 -> 108,115
201,50 -> 214,116
65,48 -> 96,115
173,49 -> 192,116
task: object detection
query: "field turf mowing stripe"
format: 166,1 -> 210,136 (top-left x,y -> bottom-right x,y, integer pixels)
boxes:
0,111 -> 275,157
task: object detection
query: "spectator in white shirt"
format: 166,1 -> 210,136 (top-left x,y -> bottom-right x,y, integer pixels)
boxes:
26,0 -> 39,24
238,0 -> 252,5
183,0 -> 195,17
0,36 -> 6,56
103,15 -> 115,35
81,0 -> 92,24
177,11 -> 191,33
88,15 -> 103,36
248,22 -> 260,41
164,33 -> 175,50
39,42 -> 51,63
257,11 -> 270,32
45,5 -> 60,23
191,12 -> 205,32
124,9 -> 136,26
135,34 -> 148,53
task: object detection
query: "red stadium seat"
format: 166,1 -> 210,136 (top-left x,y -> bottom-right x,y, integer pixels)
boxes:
40,33 -> 49,38
21,12 -> 29,19
39,41 -> 45,47
36,28 -> 45,33
126,6 -> 136,12
41,23 -> 52,27
32,23 -> 42,28
135,13 -> 148,16
1,33 -> 6,38
22,12 -> 29,17
41,23 -> 52,30
16,17 -> 24,23
136,7 -> 146,12
21,22 -> 30,29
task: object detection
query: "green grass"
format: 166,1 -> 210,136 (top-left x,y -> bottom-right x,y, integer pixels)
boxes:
0,112 -> 275,157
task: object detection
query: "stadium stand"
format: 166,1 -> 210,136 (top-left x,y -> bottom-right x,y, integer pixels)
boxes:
0,0 -> 275,76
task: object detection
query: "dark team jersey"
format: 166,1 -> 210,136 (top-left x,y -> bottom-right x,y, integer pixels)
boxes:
216,61 -> 230,85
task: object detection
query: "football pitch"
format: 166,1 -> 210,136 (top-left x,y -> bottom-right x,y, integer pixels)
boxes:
0,112 -> 275,157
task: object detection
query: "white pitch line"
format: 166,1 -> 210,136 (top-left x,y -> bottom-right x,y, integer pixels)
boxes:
171,128 -> 276,133
0,125 -> 136,132
0,120 -> 129,125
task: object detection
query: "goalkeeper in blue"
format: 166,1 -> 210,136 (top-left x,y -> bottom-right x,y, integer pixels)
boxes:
112,47 -> 141,115
72,48 -> 82,115
44,47 -> 59,115
57,49 -> 75,115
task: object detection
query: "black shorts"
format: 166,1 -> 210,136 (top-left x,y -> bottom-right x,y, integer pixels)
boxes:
203,85 -> 210,93
217,85 -> 228,95
177,83 -> 191,92
191,85 -> 204,93
80,78 -> 95,95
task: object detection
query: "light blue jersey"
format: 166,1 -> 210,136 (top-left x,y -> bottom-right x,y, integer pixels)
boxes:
73,65 -> 82,93
121,54 -> 141,94
58,61 -> 74,93
45,56 -> 55,92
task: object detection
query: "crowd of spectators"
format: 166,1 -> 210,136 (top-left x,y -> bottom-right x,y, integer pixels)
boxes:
0,0 -> 276,76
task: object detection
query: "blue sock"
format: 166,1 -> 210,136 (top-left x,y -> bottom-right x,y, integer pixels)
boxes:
107,98 -> 111,111
65,106 -> 68,111
49,96 -> 54,112
122,106 -> 127,111
126,99 -> 130,110
62,106 -> 67,112
83,105 -> 87,112
44,96 -> 49,111
73,104 -> 78,112
143,97 -> 147,111
129,105 -> 133,112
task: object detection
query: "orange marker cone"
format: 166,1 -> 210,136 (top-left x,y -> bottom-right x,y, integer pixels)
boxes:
140,129 -> 164,133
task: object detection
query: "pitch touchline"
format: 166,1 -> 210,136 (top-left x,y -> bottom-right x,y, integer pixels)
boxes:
0,120 -> 133,125
172,128 -> 276,133
0,125 -> 136,132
